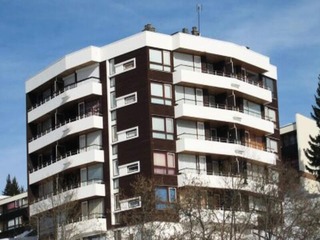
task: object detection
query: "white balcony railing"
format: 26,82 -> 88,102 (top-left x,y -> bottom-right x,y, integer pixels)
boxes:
175,100 -> 274,134
28,77 -> 100,112
173,68 -> 272,103
176,134 -> 277,165
30,182 -> 105,216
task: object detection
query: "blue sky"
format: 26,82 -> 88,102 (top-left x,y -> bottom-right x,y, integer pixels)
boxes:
0,0 -> 319,191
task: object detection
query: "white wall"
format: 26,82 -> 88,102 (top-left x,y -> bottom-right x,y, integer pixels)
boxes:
296,114 -> 318,172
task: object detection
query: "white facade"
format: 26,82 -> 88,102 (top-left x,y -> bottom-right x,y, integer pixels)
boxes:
281,113 -> 320,193
26,26 -> 279,239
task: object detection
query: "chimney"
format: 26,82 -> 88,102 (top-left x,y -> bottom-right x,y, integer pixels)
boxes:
191,26 -> 199,36
182,28 -> 189,34
143,24 -> 156,32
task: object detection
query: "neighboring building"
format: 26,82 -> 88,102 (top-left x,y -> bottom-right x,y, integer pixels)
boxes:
0,192 -> 31,239
26,24 -> 279,239
280,113 -> 320,193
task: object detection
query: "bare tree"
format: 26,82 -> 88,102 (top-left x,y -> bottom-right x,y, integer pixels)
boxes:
118,175 -> 177,240
175,173 -> 259,240
30,186 -> 80,239
255,165 -> 320,240
110,165 -> 320,240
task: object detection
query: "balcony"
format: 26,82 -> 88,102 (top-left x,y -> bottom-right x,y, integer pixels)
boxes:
176,134 -> 277,165
29,182 -> 105,216
173,67 -> 272,103
28,112 -> 103,153
28,78 -> 102,123
178,168 -> 277,195
60,216 -> 107,239
29,145 -> 104,184
175,100 -> 274,134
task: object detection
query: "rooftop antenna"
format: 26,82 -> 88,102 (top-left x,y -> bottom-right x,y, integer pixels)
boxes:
196,3 -> 202,35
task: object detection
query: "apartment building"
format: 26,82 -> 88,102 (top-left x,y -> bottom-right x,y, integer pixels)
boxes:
26,25 -> 279,239
280,113 -> 320,193
0,192 -> 32,239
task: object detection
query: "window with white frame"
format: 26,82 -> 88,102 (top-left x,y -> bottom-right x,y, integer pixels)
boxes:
155,187 -> 176,209
115,92 -> 137,109
112,58 -> 136,76
267,138 -> 278,153
153,152 -> 175,175
152,117 -> 174,140
151,82 -> 172,105
116,127 -> 139,143
118,161 -> 140,177
149,49 -> 171,72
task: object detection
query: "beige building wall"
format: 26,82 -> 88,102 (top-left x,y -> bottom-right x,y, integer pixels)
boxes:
281,113 -> 320,193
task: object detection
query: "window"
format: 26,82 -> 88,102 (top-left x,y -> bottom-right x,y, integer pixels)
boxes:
124,94 -> 136,105
84,235 -> 106,240
175,86 -> 203,105
112,125 -> 118,142
110,92 -> 116,109
113,159 -> 119,176
114,194 -> 120,210
265,107 -> 276,122
114,230 -> 122,240
263,76 -> 276,98
265,107 -> 277,128
128,198 -> 140,208
111,111 -> 117,121
81,164 -> 103,185
153,152 -> 175,175
88,164 -> 103,183
267,138 -> 278,153
115,92 -> 137,109
126,129 -> 137,139
7,202 -> 15,210
112,145 -> 118,155
8,219 -> 15,229
110,77 -> 115,88
151,82 -> 172,105
127,163 -> 139,173
243,99 -> 262,118
152,117 -> 174,140
110,59 -> 115,75
155,187 -> 176,209
113,179 -> 119,190
149,49 -> 171,72
123,60 -> 135,70
88,198 -> 104,219
112,58 -> 136,76
208,192 -> 221,209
